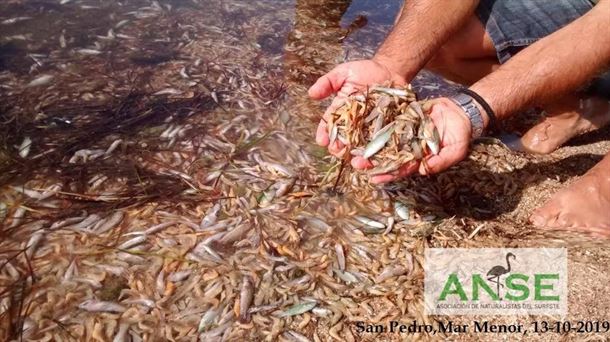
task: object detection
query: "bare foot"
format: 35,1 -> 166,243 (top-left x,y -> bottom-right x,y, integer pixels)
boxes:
521,95 -> 610,154
530,153 -> 610,237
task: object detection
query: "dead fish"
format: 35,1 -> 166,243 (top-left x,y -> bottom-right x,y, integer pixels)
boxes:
123,298 -> 155,309
168,270 -> 191,282
248,303 -> 280,314
74,277 -> 102,288
0,202 -> 7,222
218,224 -> 249,244
364,107 -> 382,123
179,66 -> 189,79
63,260 -> 77,283
2,17 -> 32,25
354,216 -> 385,229
11,186 -> 43,199
199,323 -> 231,340
94,211 -> 124,233
59,33 -> 67,48
26,75 -> 53,88
144,221 -> 177,235
274,178 -> 295,197
420,117 -> 440,155
239,276 -> 254,322
200,203 -> 221,229
198,307 -> 221,332
276,301 -> 317,318
9,207 -> 26,228
112,323 -> 130,342
65,214 -> 100,231
334,269 -> 358,283
383,217 -> 395,235
329,124 -> 338,146
371,109 -> 386,136
51,216 -> 86,230
371,86 -> 410,97
411,139 -> 424,159
283,274 -> 311,288
211,91 -> 219,103
409,101 -> 424,117
153,88 -> 182,96
335,243 -> 345,271
375,265 -> 408,283
115,19 -> 130,29
363,123 -> 395,159
367,160 -> 403,176
78,300 -> 126,313
394,201 -> 410,221
105,139 -> 123,155
312,307 -> 332,317
283,330 -> 312,342
117,235 -> 146,250
25,231 -> 44,258
76,48 -> 102,55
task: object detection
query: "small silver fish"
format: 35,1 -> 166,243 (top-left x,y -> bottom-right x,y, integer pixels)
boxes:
375,265 -> 407,283
117,235 -> 146,250
276,301 -> 317,318
363,123 -> 395,159
394,201 -> 410,221
200,203 -> 221,229
371,86 -> 410,97
2,17 -> 32,25
76,48 -> 102,55
95,211 -> 124,233
283,331 -> 311,342
334,269 -> 358,283
26,75 -> 53,88
78,300 -> 126,313
335,243 -> 345,271
354,216 -> 385,229
168,270 -> 191,282
154,88 -> 182,96
239,276 -> 254,322
420,117 -> 440,155
198,307 -> 220,332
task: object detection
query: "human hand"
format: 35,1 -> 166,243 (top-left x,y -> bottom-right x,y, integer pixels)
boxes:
308,59 -> 406,155
351,97 -> 473,184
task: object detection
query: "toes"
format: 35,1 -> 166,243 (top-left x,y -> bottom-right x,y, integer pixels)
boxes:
529,203 -> 561,228
529,212 -> 548,228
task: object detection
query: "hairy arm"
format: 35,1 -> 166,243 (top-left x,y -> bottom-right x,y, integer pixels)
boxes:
374,0 -> 480,81
470,1 -> 610,124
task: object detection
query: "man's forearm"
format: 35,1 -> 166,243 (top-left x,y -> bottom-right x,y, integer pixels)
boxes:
374,0 -> 480,81
470,1 -> 610,124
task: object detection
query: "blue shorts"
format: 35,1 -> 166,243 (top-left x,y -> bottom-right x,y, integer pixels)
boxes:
476,0 -> 610,97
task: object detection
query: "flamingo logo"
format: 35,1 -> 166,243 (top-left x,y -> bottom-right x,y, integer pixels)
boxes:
486,252 -> 516,300
424,248 -> 567,315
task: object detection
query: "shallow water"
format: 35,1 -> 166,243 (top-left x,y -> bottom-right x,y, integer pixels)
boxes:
0,1 -> 525,341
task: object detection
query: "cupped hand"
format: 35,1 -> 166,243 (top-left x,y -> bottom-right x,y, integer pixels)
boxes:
308,59 -> 406,155
351,97 -> 473,184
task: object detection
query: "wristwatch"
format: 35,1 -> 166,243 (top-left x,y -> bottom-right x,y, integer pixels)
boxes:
449,93 -> 485,139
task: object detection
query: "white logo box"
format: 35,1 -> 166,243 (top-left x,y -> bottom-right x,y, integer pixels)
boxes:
424,248 -> 567,315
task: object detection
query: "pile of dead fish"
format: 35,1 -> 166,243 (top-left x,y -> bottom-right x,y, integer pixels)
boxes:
327,85 -> 440,176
